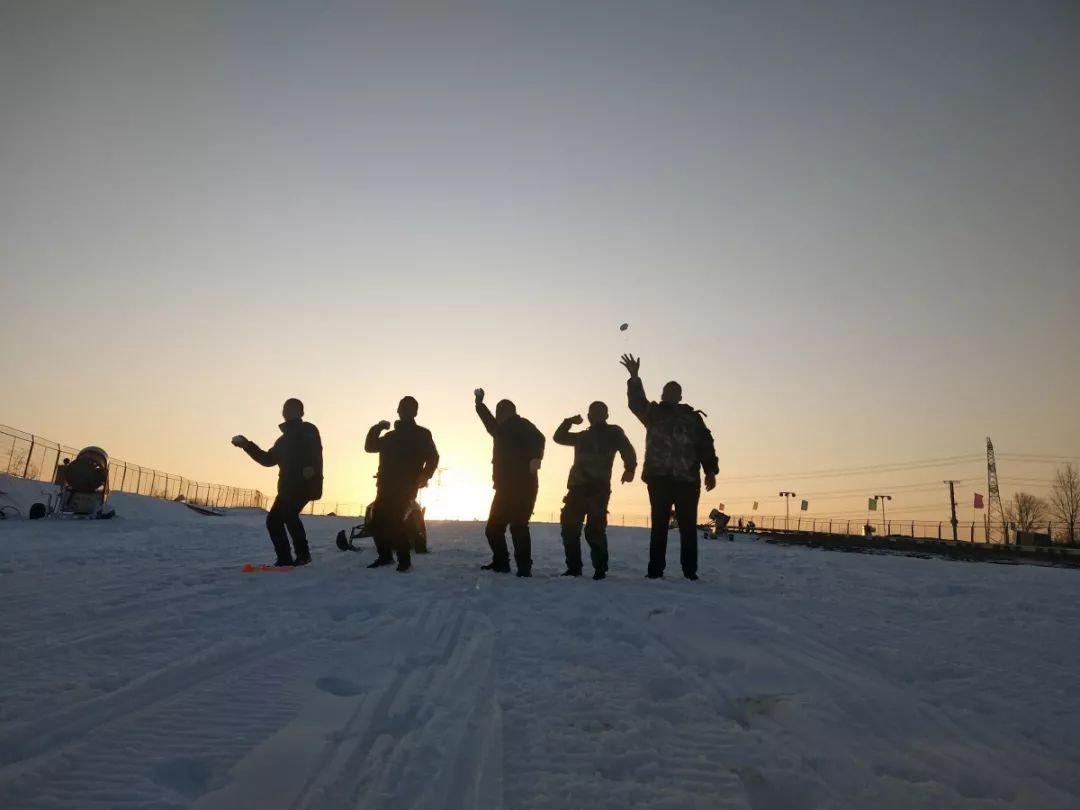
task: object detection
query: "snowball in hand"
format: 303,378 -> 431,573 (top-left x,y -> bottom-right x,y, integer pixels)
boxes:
231,435 -> 245,447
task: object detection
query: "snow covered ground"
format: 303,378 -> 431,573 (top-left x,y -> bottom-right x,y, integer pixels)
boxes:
1,476 -> 1079,810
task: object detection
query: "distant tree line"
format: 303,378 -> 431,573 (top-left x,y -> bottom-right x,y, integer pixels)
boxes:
1005,463 -> 1080,543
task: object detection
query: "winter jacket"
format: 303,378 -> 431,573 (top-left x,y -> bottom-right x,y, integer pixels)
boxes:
242,419 -> 324,500
476,403 -> 545,490
364,419 -> 440,495
627,377 -> 718,484
553,420 -> 637,489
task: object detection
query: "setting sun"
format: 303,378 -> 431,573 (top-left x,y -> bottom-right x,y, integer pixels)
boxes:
418,468 -> 494,522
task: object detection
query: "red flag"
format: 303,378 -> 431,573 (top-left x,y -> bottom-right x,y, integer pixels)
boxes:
974,493 -> 984,509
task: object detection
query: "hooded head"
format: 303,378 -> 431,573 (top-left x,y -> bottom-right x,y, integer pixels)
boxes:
661,381 -> 682,405
587,401 -> 609,426
282,398 -> 304,421
495,399 -> 517,425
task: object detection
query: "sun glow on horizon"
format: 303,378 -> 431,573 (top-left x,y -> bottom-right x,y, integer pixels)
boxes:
418,468 -> 493,522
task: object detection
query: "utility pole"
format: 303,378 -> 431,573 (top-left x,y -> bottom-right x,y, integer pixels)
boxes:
779,491 -> 796,531
944,480 -> 959,542
874,494 -> 892,535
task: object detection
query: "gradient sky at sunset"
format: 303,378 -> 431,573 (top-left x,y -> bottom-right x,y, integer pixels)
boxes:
3,1 -> 1078,522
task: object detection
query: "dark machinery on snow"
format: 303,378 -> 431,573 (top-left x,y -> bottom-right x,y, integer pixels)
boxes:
335,499 -> 428,553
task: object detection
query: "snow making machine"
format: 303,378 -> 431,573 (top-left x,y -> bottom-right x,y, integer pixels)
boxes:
702,508 -> 733,540
52,446 -> 114,518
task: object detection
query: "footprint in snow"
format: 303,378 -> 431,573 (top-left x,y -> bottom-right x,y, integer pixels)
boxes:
151,756 -> 217,799
733,693 -> 792,729
316,675 -> 363,697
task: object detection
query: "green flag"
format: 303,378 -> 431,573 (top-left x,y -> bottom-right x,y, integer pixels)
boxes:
868,498 -> 877,511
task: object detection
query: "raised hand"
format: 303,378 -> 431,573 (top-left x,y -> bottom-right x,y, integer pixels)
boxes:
376,420 -> 392,431
620,353 -> 640,378
621,468 -> 635,484
704,473 -> 717,492
474,388 -> 485,404
231,435 -> 247,447
568,414 -> 584,425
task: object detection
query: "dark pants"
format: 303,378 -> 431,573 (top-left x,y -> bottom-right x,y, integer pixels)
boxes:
647,477 -> 700,576
371,488 -> 415,566
561,483 -> 610,574
267,494 -> 310,563
486,483 -> 538,573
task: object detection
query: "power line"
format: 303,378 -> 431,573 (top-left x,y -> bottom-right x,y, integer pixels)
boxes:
716,455 -> 984,483
998,453 -> 1080,462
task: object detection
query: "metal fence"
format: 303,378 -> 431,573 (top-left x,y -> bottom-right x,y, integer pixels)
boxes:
0,425 -> 268,509
714,513 -> 1076,545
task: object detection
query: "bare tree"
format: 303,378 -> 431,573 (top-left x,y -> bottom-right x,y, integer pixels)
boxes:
1049,463 -> 1080,544
6,447 -> 27,476
1004,492 -> 1049,534
5,447 -> 38,479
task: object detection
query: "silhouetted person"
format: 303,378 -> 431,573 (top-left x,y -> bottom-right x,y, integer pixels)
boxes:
621,354 -> 717,580
54,458 -> 70,487
364,396 -> 439,573
554,402 -> 636,580
233,398 -> 323,566
475,388 -> 545,577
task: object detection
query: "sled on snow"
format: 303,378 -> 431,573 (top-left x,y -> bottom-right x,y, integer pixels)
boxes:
335,500 -> 428,553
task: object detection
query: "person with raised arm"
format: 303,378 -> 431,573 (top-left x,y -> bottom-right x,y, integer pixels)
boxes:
475,388 -> 545,577
620,355 -> 717,580
364,396 -> 440,573
233,398 -> 323,567
553,401 -> 636,580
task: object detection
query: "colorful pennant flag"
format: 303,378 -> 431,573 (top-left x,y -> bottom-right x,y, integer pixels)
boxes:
974,493 -> 984,509
868,498 -> 877,511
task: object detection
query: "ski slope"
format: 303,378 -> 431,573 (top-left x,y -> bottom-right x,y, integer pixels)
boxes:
0,478 -> 1078,809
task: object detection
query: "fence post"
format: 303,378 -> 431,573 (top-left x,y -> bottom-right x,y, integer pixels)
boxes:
812,519 -> 816,533
886,521 -> 891,536
938,522 -> 942,540
23,436 -> 36,478
911,521 -> 915,538
845,520 -> 850,535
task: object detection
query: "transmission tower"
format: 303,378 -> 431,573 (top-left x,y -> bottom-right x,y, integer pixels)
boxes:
986,437 -> 1006,544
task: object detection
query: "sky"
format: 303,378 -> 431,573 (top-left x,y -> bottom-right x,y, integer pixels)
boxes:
2,0 -> 1078,523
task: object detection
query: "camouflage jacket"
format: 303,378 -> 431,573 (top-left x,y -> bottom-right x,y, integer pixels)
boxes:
553,420 -> 636,489
626,378 -> 718,484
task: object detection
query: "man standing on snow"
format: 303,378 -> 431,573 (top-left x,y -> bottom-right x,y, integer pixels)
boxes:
364,396 -> 440,573
475,388 -> 545,577
620,354 -> 718,580
553,402 -> 636,580
233,398 -> 323,567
